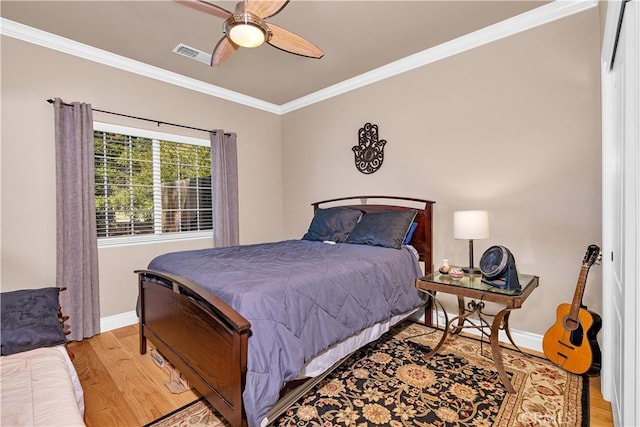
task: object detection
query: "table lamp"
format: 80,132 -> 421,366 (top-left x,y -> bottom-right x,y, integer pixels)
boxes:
453,210 -> 489,274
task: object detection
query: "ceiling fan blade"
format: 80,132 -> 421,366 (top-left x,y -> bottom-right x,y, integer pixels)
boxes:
211,37 -> 239,66
244,0 -> 289,19
267,23 -> 324,59
175,0 -> 231,19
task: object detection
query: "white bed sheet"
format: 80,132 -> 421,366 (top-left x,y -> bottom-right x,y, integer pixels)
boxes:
0,345 -> 85,426
299,308 -> 418,377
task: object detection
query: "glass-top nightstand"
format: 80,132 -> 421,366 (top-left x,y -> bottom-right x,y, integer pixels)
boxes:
419,270 -> 538,300
416,271 -> 539,393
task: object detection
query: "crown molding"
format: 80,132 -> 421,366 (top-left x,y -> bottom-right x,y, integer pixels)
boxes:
279,0 -> 598,113
0,17 -> 282,114
1,0 -> 597,116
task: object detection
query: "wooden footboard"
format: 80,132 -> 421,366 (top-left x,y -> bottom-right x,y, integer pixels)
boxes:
136,270 -> 250,427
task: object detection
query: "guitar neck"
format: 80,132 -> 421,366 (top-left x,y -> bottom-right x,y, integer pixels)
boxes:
568,264 -> 589,321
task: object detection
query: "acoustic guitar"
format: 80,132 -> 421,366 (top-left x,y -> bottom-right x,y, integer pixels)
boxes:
542,244 -> 602,375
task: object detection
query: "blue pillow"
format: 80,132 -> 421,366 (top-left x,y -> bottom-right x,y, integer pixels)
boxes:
302,207 -> 363,242
403,221 -> 418,245
345,210 -> 418,249
1,288 -> 66,356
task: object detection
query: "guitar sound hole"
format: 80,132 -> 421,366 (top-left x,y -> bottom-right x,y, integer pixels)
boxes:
563,316 -> 579,331
563,316 -> 584,346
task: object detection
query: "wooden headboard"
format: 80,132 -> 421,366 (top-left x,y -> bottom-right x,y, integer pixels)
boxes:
312,195 -> 435,274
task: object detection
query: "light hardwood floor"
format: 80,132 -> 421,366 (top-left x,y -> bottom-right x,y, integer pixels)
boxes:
68,325 -> 199,426
69,325 -> 614,426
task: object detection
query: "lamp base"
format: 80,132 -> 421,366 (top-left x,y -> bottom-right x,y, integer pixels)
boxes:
462,266 -> 481,275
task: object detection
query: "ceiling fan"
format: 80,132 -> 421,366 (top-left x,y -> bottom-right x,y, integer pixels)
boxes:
176,0 -> 324,66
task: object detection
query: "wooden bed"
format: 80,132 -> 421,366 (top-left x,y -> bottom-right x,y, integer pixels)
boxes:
136,195 -> 434,426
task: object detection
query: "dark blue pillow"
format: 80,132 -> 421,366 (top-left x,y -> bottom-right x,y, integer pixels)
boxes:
302,207 -> 363,242
1,287 -> 66,356
345,210 -> 418,249
403,221 -> 418,245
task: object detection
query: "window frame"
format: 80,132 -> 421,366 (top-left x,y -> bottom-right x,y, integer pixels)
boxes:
93,122 -> 212,248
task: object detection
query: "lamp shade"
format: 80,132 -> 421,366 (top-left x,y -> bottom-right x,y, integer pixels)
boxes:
453,210 -> 490,240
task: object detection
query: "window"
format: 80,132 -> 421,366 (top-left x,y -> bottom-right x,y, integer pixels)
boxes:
93,122 -> 212,245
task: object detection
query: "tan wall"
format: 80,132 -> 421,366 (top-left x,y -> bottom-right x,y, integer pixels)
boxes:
1,7 -> 603,336
0,36 -> 283,317
598,0 -> 609,48
281,9 -> 603,336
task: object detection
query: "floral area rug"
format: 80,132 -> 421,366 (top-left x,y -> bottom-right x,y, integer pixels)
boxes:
145,321 -> 588,427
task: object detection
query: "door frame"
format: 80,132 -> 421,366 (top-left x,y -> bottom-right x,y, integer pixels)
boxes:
601,1 -> 639,426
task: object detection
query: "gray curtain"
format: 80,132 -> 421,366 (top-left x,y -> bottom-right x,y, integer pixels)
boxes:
210,130 -> 239,246
54,98 -> 100,340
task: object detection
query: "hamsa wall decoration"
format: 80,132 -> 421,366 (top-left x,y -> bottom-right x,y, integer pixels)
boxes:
352,123 -> 387,174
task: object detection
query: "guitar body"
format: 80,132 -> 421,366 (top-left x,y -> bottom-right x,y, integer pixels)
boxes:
542,244 -> 602,375
543,303 -> 602,375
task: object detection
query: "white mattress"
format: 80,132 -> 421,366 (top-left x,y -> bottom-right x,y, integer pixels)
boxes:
0,345 -> 85,426
299,308 -> 417,377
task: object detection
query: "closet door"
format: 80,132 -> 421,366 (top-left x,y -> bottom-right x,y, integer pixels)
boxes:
601,1 -> 639,426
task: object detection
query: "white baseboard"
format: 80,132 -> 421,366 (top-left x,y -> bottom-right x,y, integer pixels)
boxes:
100,308 -> 543,353
411,308 -> 543,354
100,310 -> 138,332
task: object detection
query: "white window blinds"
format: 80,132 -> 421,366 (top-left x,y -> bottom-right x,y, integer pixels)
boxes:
93,122 -> 212,244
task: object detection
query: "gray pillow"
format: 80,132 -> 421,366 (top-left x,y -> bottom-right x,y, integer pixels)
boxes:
345,210 -> 418,249
1,287 -> 67,356
302,207 -> 363,242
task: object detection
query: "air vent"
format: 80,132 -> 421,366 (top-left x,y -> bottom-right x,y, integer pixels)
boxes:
172,43 -> 212,65
176,45 -> 198,57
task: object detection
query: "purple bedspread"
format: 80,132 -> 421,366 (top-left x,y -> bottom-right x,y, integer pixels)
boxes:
148,239 -> 424,427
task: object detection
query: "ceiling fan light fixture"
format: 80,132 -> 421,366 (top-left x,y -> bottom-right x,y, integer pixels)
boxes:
229,23 -> 264,47
224,13 -> 270,48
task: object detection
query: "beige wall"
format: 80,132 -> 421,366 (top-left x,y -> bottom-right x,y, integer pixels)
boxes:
0,36 -> 283,317
281,9 -> 603,336
1,7 -> 603,336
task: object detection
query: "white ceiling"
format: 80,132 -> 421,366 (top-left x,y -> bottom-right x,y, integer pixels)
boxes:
2,1 -> 559,106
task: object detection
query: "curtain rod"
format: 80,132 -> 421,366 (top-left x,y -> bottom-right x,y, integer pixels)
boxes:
46,99 -> 221,135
